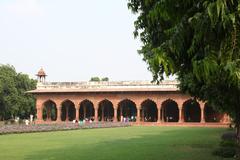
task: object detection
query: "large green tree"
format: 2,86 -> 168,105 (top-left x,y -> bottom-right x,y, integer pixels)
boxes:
0,64 -> 36,120
128,0 -> 240,145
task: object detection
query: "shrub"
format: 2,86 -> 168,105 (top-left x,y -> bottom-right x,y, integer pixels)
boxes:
10,119 -> 15,124
220,140 -> 238,148
4,121 -> 8,125
18,119 -> 25,125
213,146 -> 236,158
4,119 -> 17,125
221,131 -> 236,141
0,121 -> 4,126
213,139 -> 238,158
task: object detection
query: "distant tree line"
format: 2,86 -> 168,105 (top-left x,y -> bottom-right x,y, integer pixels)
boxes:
0,64 -> 37,120
90,77 -> 109,82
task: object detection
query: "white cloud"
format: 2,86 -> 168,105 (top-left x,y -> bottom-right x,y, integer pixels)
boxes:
4,0 -> 44,16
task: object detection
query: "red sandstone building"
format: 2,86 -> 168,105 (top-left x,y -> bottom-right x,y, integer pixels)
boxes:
29,69 -> 230,125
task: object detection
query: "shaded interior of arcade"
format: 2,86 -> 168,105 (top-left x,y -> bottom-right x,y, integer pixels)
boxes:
41,98 -> 225,123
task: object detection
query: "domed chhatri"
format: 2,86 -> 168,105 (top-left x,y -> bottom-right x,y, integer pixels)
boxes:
36,68 -> 47,82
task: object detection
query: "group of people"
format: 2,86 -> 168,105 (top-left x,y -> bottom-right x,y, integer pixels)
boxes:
72,117 -> 95,124
120,116 -> 136,122
71,116 -> 138,123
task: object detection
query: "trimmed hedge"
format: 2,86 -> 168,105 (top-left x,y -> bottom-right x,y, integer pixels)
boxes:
0,122 -> 131,135
213,146 -> 236,158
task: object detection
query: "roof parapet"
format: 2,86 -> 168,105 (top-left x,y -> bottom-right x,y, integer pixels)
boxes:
34,80 -> 179,91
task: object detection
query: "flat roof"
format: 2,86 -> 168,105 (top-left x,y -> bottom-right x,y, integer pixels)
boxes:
28,80 -> 179,93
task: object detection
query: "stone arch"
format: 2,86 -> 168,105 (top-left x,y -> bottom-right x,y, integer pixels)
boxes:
204,103 -> 223,122
98,99 -> 114,122
140,99 -> 158,122
117,99 -> 137,122
183,99 -> 201,122
79,99 -> 95,121
161,99 -> 179,122
61,99 -> 76,121
42,100 -> 57,121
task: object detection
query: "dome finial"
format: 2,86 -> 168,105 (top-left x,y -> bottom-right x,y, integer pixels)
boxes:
36,67 -> 47,82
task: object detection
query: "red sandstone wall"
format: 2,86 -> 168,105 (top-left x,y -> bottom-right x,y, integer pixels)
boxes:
36,91 -> 191,110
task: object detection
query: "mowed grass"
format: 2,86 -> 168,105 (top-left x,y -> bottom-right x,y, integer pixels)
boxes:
0,126 -> 233,160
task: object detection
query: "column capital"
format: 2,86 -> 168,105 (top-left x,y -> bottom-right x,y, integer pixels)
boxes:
111,101 -> 118,108
198,101 -> 205,109
92,101 -> 99,109
176,100 -> 184,108
134,101 -> 141,108
57,106 -> 62,110
55,101 -> 62,108
74,102 -> 80,110
157,102 -> 161,110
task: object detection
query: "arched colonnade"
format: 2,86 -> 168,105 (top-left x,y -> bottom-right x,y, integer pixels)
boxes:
39,98 -> 225,123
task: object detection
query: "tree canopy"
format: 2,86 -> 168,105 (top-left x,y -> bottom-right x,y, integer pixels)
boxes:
128,0 -> 240,116
90,77 -> 101,82
128,0 -> 240,141
0,64 -> 37,120
101,77 -> 109,81
90,77 -> 109,82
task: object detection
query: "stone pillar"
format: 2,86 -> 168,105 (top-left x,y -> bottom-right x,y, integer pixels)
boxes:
90,108 -> 93,118
142,108 -> 145,122
157,107 -> 161,122
47,107 -> 51,121
162,107 -> 165,122
200,102 -> 205,123
57,107 -> 61,122
137,108 -> 140,122
83,105 -> 86,119
113,108 -> 117,122
101,107 -> 104,121
178,108 -> 182,123
201,108 -> 205,123
37,108 -> 43,122
76,107 -> 79,121
222,114 -> 231,123
120,107 -> 123,122
227,115 -> 231,123
94,108 -> 98,122
120,107 -> 123,117
106,107 -> 109,119
66,106 -> 69,121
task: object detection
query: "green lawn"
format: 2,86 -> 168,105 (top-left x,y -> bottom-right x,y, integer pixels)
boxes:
0,126 -> 233,160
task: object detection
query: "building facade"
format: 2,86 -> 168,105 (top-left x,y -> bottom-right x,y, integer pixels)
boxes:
29,80 -> 230,124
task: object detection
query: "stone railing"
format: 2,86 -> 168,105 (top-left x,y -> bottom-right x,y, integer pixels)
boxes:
36,80 -> 179,90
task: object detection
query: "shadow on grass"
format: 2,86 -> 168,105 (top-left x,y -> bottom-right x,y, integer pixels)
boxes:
23,127 -> 225,160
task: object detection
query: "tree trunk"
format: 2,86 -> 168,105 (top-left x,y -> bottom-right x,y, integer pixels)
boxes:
235,103 -> 240,160
235,121 -> 240,159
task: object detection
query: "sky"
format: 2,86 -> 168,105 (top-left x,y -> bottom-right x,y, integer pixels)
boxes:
0,0 -> 154,82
